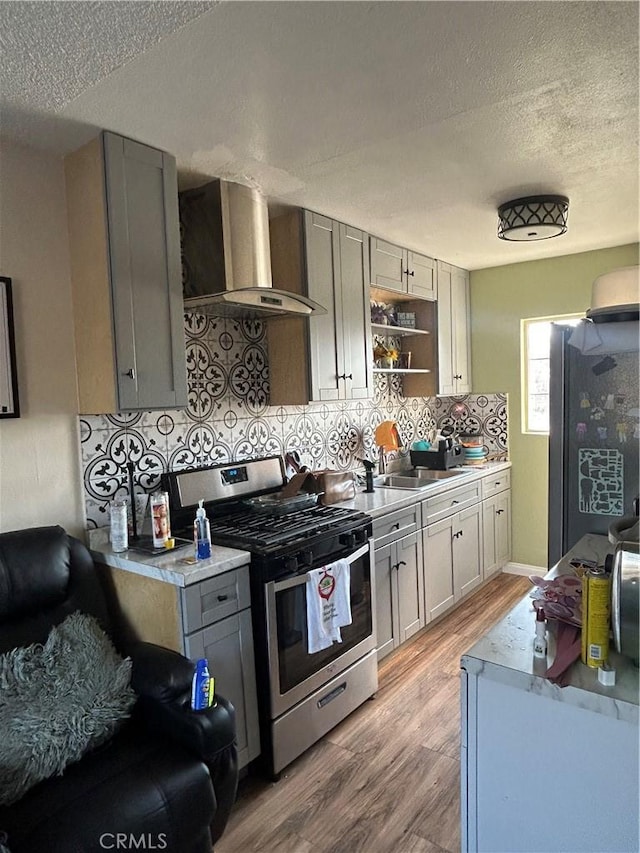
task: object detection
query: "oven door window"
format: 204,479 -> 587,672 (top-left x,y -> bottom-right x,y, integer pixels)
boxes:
273,548 -> 372,696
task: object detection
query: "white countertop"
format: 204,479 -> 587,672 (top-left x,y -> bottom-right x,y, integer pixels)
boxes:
91,461 -> 510,586
344,460 -> 511,518
462,533 -> 639,724
91,539 -> 250,587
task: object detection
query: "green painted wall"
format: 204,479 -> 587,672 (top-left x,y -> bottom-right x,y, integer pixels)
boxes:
470,243 -> 639,569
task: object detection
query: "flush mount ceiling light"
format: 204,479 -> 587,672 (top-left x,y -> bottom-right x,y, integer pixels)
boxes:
497,195 -> 569,241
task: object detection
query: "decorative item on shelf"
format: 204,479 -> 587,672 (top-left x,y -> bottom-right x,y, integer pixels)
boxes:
396,312 -> 416,329
373,342 -> 399,368
370,301 -> 396,325
497,194 -> 569,241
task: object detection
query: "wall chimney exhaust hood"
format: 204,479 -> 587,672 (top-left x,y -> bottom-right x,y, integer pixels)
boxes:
179,179 -> 326,318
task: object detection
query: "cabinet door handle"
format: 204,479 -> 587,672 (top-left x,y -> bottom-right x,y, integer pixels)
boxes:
337,373 -> 353,381
453,530 -> 463,539
454,374 -> 463,380
404,269 -> 415,277
123,368 -> 136,379
217,594 -> 229,602
496,509 -> 504,515
451,500 -> 459,506
391,522 -> 400,531
397,560 -> 407,569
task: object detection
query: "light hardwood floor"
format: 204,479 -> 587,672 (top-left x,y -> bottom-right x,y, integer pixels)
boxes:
217,572 -> 531,853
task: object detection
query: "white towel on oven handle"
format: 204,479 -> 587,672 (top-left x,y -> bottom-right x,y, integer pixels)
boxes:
306,559 -> 352,654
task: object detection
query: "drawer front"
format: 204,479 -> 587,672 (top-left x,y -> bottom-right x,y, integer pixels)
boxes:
481,469 -> 511,499
181,565 -> 251,634
372,503 -> 420,548
421,482 -> 481,526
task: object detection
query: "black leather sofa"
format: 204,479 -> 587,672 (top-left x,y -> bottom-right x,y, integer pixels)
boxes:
0,526 -> 239,853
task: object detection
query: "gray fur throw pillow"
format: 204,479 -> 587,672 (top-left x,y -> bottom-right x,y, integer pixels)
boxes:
0,612 -> 136,806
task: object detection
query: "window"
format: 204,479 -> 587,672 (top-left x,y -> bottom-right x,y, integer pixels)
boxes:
521,314 -> 581,434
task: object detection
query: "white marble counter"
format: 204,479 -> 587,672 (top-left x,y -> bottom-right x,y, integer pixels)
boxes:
343,460 -> 511,519
91,540 -> 250,587
89,461 -> 510,587
462,533 -> 639,724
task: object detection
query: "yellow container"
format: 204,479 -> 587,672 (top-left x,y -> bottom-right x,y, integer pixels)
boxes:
581,568 -> 611,668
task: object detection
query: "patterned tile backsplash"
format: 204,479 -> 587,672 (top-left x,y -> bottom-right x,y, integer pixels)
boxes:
80,313 -> 508,528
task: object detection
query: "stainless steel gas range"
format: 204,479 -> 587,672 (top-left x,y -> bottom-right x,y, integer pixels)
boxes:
162,456 -> 377,779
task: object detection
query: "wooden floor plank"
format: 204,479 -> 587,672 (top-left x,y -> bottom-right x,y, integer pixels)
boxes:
216,572 -> 530,853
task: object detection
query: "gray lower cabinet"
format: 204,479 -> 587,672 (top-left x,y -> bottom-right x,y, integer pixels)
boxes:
268,209 -> 373,404
423,504 -> 483,622
65,131 -> 187,413
481,469 -> 512,579
184,609 -> 260,769
482,491 -> 511,578
372,503 -> 423,661
422,479 -> 484,623
99,562 -> 260,770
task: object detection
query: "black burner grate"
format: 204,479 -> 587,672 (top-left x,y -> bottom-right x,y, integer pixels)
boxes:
209,504 -> 363,551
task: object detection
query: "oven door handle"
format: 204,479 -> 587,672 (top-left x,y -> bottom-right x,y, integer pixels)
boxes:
270,541 -> 371,593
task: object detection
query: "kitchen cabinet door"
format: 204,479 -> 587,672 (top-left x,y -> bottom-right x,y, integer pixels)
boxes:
268,210 -> 372,404
374,542 -> 396,661
374,531 -> 424,661
423,516 -> 455,622
305,212 -> 342,401
407,251 -> 437,300
436,261 -> 472,395
395,531 -> 424,644
482,490 -> 511,579
185,609 -> 261,770
453,504 -> 483,599
370,240 -> 437,302
336,224 -> 374,399
65,132 -> 188,413
370,237 -> 406,292
424,503 -> 482,621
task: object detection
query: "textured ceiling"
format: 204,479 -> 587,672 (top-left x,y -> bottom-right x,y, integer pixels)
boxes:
1,1 -> 638,270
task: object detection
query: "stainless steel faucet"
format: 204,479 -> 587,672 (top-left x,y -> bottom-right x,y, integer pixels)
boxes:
378,445 -> 386,475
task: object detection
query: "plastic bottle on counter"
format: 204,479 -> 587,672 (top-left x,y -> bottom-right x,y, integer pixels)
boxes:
194,499 -> 212,561
110,500 -> 128,553
533,607 -> 547,658
151,491 -> 170,549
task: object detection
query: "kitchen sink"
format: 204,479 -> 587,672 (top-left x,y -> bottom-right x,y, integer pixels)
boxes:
376,468 -> 471,490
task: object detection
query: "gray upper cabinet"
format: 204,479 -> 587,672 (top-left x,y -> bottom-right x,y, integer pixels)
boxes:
436,260 -> 472,395
268,210 -> 373,404
65,132 -> 187,413
370,237 -> 437,301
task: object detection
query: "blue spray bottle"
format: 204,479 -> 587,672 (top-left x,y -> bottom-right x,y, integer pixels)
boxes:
194,499 -> 212,561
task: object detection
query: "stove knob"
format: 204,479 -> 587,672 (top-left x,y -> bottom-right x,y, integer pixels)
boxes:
340,532 -> 356,549
285,556 -> 298,574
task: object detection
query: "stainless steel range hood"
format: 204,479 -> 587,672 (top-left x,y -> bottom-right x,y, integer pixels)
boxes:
179,179 -> 326,318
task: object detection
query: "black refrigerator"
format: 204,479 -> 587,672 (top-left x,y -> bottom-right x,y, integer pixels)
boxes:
548,321 -> 640,566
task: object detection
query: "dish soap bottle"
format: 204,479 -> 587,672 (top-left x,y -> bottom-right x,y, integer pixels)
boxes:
194,499 -> 212,561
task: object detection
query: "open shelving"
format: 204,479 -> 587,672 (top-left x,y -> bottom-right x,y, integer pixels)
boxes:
370,287 -> 438,396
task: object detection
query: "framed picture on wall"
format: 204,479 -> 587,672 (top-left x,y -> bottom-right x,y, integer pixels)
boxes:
0,276 -> 20,418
